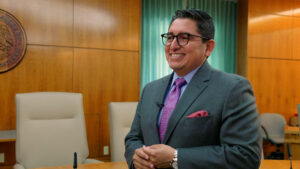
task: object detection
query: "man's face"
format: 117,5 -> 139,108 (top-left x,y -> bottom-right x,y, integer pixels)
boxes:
165,18 -> 214,76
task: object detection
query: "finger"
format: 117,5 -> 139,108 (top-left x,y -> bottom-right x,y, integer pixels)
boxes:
142,145 -> 153,155
149,156 -> 163,167
148,144 -> 163,149
134,161 -> 151,169
135,147 -> 149,160
144,145 -> 159,158
133,154 -> 154,169
143,146 -> 160,165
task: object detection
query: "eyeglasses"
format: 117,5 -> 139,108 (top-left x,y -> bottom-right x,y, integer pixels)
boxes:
161,32 -> 209,46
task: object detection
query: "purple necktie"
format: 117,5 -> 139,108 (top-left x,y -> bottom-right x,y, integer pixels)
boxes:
159,78 -> 186,142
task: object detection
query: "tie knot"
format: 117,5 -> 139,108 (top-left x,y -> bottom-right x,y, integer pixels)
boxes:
174,78 -> 186,88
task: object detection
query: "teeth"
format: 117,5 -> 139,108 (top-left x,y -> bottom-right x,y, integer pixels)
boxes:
171,54 -> 184,57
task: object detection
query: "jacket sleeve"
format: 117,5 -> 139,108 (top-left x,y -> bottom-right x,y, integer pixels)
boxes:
124,86 -> 147,169
178,79 -> 262,169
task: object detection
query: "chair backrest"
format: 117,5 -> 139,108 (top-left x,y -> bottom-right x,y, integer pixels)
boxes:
15,92 -> 89,169
260,113 -> 286,143
109,102 -> 138,162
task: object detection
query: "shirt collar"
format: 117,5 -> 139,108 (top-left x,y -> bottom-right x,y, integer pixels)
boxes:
171,65 -> 201,87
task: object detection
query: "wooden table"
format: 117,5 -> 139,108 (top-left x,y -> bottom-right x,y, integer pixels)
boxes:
285,126 -> 299,140
32,160 -> 300,169
0,130 -> 16,168
34,162 -> 128,169
260,160 -> 300,169
284,126 -> 300,159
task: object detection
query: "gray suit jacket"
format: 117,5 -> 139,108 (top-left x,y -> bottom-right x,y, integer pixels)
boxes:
125,61 -> 261,169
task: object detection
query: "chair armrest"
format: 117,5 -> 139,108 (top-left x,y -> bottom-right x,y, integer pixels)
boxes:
14,163 -> 26,169
83,158 -> 103,164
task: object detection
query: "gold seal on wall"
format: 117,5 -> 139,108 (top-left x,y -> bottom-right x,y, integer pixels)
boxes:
0,9 -> 26,73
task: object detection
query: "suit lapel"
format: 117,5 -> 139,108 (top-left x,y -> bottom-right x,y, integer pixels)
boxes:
163,61 -> 212,144
149,74 -> 173,144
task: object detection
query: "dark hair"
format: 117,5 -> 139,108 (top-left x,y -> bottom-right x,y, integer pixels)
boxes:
170,9 -> 215,42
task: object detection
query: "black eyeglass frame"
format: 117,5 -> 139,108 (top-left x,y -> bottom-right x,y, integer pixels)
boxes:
160,32 -> 209,46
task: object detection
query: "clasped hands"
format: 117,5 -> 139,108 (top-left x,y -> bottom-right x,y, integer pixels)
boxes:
133,144 -> 175,169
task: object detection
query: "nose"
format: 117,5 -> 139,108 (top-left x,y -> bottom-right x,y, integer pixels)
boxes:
169,37 -> 180,50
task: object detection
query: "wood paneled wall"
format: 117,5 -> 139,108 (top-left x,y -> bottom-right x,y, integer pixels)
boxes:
236,0 -> 248,76
0,0 -> 140,161
241,0 -> 300,121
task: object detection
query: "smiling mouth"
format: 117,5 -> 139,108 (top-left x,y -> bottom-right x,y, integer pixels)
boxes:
170,53 -> 185,58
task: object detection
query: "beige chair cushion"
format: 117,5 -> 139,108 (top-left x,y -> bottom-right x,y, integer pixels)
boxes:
15,92 -> 100,169
109,102 -> 138,162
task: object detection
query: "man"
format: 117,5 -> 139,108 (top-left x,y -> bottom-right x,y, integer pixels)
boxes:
125,9 -> 261,169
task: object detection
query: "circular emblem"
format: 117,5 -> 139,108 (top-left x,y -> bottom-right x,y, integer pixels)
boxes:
0,9 -> 26,73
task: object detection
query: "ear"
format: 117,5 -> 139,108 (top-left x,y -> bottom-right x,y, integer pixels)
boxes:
205,39 -> 215,57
